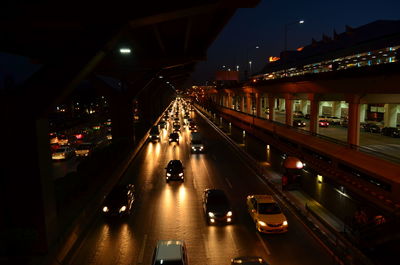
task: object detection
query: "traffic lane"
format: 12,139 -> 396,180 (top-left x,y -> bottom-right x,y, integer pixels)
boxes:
64,130 -> 171,265
65,115 -> 220,265
193,110 -> 336,265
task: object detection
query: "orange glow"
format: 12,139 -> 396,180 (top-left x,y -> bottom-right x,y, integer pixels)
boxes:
297,46 -> 304,51
252,79 -> 257,83
269,56 -> 280,62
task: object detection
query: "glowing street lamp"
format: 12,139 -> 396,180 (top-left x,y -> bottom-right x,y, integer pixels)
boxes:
284,20 -> 305,51
119,48 -> 131,54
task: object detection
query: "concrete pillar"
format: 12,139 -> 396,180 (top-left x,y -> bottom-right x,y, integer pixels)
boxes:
255,93 -> 261,117
228,94 -> 235,109
333,101 -> 342,117
318,102 -> 324,116
300,100 -> 308,115
285,95 -> 294,126
246,94 -> 251,114
268,96 -> 275,121
2,105 -> 57,255
279,98 -> 286,111
111,93 -> 135,146
360,104 -> 367,123
240,96 -> 245,112
309,99 -> 320,134
347,96 -> 361,146
384,104 -> 398,127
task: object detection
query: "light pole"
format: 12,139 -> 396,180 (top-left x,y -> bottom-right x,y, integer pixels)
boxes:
249,61 -> 252,76
245,45 -> 259,79
284,20 -> 304,52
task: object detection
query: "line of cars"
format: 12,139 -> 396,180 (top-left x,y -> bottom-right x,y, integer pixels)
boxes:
100,99 -> 280,265
362,122 -> 400,137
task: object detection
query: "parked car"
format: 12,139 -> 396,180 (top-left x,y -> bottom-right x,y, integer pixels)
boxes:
363,123 -> 381,133
326,116 -> 341,125
318,119 -> 329,127
75,143 -> 94,157
293,119 -> 306,127
381,127 -> 400,137
52,146 -> 75,160
293,111 -> 304,118
102,184 -> 135,217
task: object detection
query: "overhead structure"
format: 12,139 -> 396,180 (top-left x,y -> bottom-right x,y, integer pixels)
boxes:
1,0 -> 261,114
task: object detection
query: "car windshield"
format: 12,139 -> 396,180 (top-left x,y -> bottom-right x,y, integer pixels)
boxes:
208,194 -> 229,205
55,148 -> 67,153
258,203 -> 281,214
77,144 -> 92,150
150,127 -> 159,134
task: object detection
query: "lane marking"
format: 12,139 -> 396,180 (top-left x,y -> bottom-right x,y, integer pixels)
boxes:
138,234 -> 148,263
202,233 -> 210,259
256,232 -> 271,256
225,177 -> 233,189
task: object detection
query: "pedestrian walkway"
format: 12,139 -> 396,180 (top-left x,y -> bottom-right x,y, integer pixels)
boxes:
289,190 -> 345,233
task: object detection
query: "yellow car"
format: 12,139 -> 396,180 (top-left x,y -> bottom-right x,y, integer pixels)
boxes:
246,195 -> 288,233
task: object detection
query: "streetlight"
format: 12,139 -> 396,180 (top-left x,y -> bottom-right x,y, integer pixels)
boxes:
284,20 -> 304,52
244,45 -> 260,79
236,65 -> 239,71
249,61 -> 252,75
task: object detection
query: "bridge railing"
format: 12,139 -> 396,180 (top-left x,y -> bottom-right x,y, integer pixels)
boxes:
212,104 -> 400,165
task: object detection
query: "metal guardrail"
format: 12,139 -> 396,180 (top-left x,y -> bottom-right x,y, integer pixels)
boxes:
196,104 -> 376,265
216,105 -> 400,164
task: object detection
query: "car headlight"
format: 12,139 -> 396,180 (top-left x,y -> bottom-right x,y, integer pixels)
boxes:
283,220 -> 288,226
192,146 -> 195,150
178,173 -> 183,176
103,206 -> 109,213
119,206 -> 127,212
167,173 -> 171,176
200,147 -> 203,150
227,211 -> 233,217
258,220 -> 267,226
208,212 -> 215,217
156,135 -> 159,138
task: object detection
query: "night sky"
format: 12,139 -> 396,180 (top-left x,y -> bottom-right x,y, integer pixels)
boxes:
1,0 -> 400,89
191,0 -> 400,83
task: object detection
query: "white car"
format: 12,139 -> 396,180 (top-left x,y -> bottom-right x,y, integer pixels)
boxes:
246,195 -> 288,233
52,146 -> 75,160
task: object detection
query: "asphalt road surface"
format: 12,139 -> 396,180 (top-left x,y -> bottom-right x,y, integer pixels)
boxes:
64,109 -> 336,265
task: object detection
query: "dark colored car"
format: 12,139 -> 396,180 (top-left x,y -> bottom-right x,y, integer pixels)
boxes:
102,184 -> 135,217
381,127 -> 400,137
293,119 -> 306,127
158,121 -> 167,129
188,122 -> 197,131
173,124 -> 181,133
169,132 -> 179,144
203,189 -> 233,224
165,160 -> 184,182
293,111 -> 304,118
231,256 -> 269,265
149,126 -> 160,142
363,123 -> 381,133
